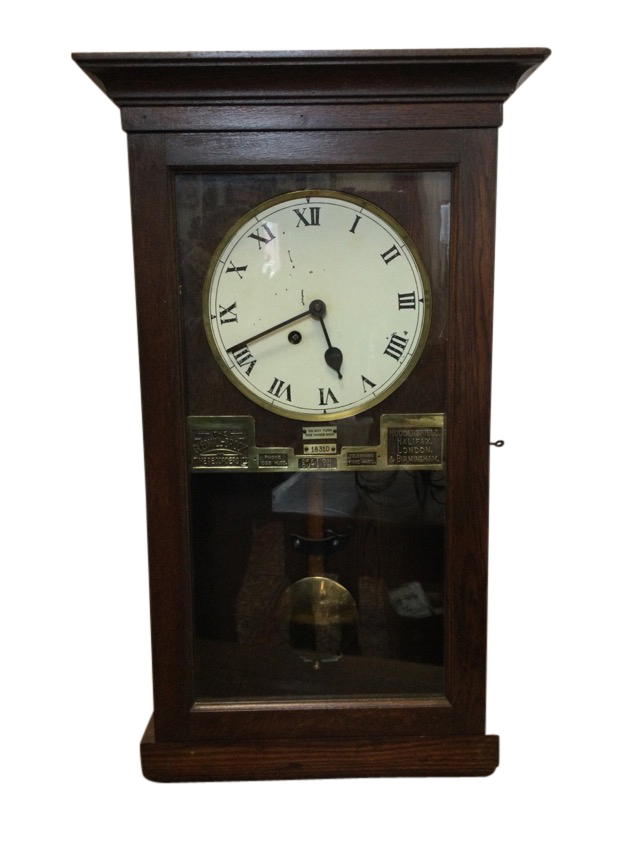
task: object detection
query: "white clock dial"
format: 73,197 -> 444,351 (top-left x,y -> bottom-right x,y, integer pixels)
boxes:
203,190 -> 431,421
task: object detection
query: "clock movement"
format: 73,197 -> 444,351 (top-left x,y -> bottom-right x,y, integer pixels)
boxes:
74,49 -> 550,780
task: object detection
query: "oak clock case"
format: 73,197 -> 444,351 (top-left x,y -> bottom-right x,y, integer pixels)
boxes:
73,49 -> 550,781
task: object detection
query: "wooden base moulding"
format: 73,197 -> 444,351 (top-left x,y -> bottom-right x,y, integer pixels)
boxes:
141,718 -> 499,782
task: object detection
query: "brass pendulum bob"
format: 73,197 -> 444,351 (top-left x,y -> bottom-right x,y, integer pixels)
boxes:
283,476 -> 358,666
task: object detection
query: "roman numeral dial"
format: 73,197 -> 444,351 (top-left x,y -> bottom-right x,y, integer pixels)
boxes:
203,190 -> 431,420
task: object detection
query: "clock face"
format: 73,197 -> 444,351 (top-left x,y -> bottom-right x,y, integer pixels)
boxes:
203,190 -> 431,421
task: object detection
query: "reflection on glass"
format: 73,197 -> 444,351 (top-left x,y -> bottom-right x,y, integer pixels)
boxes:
191,469 -> 445,700
175,170 -> 451,702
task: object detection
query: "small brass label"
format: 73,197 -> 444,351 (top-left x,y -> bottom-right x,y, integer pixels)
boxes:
298,457 -> 339,470
304,443 -> 337,455
258,451 -> 290,468
346,451 -> 378,467
302,425 -> 338,440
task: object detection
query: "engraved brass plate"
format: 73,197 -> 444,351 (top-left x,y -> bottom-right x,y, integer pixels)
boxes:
383,415 -> 445,467
188,414 -> 445,473
303,443 -> 337,455
302,426 -> 338,441
257,451 -> 290,469
189,416 -> 252,469
346,450 -> 378,467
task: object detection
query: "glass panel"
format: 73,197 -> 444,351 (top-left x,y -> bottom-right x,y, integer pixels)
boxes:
190,469 -> 444,699
175,171 -> 450,700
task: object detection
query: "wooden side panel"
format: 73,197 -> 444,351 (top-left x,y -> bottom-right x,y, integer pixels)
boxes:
446,129 -> 498,731
127,134 -> 193,739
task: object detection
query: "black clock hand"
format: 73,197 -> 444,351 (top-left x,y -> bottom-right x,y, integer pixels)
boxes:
227,298 -> 344,379
309,299 -> 343,379
321,322 -> 343,379
226,308 -> 311,353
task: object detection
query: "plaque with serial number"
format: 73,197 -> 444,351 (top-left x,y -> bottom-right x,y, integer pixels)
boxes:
187,414 -> 445,473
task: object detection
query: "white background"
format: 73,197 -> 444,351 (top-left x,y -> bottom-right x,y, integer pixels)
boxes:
3,3 -> 638,851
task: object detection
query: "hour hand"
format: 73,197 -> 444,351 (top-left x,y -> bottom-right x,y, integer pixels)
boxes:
309,299 -> 343,379
324,345 -> 343,379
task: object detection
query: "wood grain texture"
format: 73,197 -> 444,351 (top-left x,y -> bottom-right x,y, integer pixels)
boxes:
120,102 -> 503,132
127,134 -> 193,740
73,49 -> 550,108
141,717 -> 499,781
444,129 -> 499,731
74,49 -> 550,134
164,129 -> 462,168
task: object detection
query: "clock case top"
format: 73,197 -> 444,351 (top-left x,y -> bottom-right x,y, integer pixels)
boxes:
73,49 -> 549,781
74,48 -> 549,131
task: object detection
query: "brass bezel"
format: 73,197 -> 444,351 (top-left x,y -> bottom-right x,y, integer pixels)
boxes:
202,188 -> 432,421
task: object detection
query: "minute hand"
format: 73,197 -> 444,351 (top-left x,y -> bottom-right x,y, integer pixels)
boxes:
226,308 -> 311,353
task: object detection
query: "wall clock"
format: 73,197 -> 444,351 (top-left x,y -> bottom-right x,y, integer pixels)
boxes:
74,49 -> 550,781
203,189 -> 431,422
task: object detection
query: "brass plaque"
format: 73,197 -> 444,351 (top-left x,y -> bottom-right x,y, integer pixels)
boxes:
381,414 -> 445,468
303,443 -> 337,455
298,457 -> 339,470
346,450 -> 378,467
189,416 -> 254,470
302,426 -> 338,441
257,451 -> 290,469
387,427 -> 444,466
188,414 -> 445,473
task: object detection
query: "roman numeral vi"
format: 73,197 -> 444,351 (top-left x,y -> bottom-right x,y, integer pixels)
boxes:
319,388 -> 338,406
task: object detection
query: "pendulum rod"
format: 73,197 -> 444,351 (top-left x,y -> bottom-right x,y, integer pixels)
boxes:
307,476 -> 325,577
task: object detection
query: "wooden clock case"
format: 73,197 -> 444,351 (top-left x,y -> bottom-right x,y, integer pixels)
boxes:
73,49 -> 550,781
